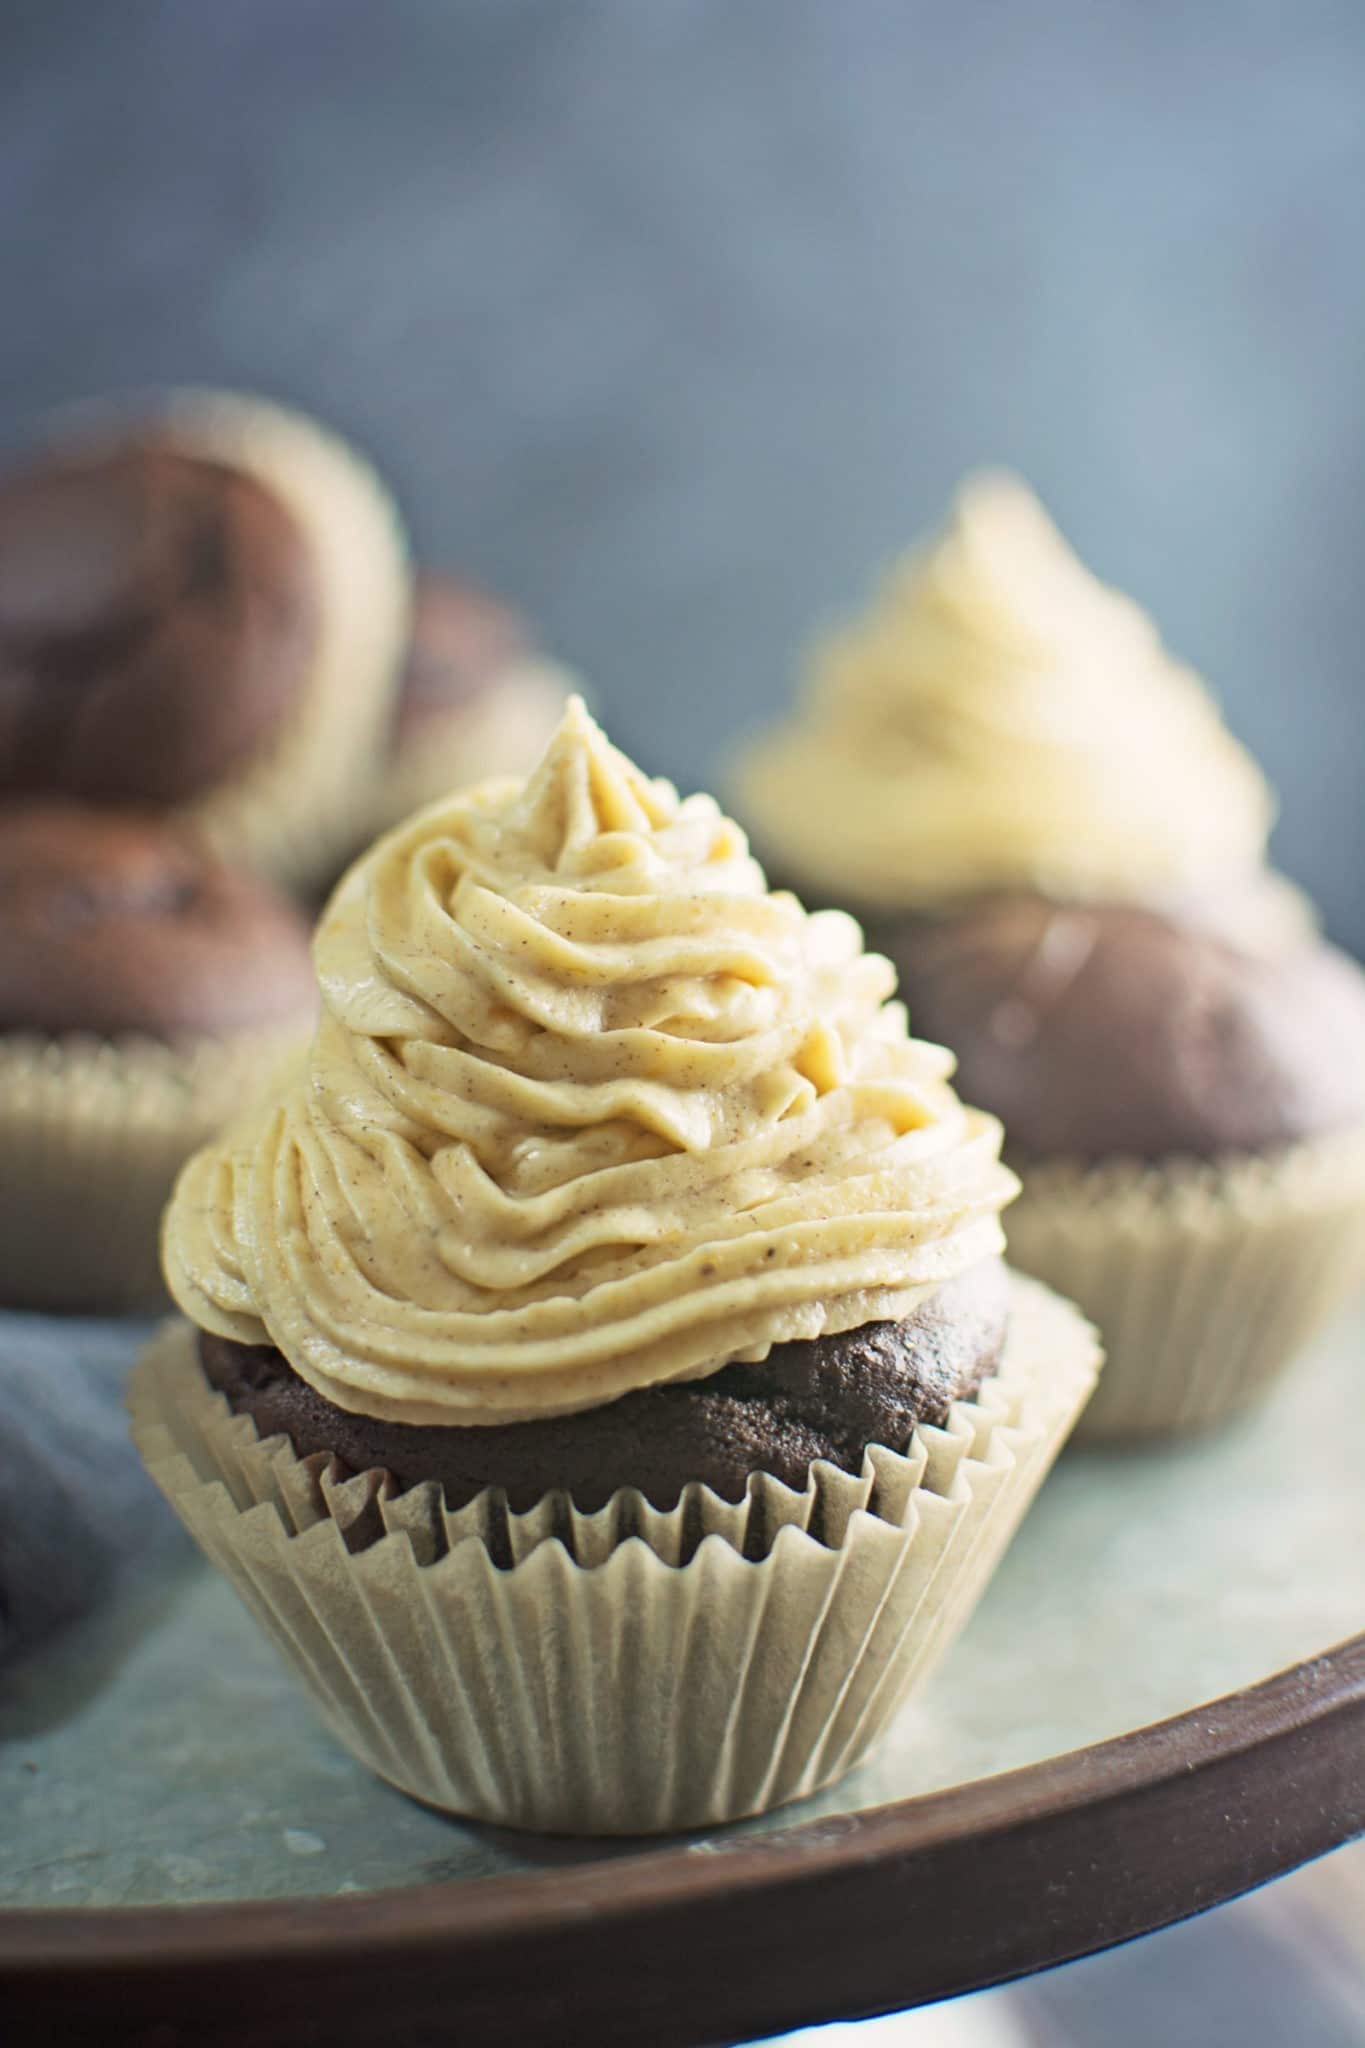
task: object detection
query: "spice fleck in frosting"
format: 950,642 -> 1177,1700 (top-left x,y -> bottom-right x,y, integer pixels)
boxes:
733,473 -> 1273,912
163,700 -> 1015,1425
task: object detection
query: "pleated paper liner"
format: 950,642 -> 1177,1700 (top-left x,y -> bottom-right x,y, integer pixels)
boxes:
1004,1123 -> 1365,1443
1151,868 -> 1321,955
129,1275 -> 1099,1836
0,1028 -> 306,1312
50,390 -> 411,895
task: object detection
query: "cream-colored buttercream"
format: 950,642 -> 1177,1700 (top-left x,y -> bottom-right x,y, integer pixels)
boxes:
162,700 -> 1015,1425
733,473 -> 1274,912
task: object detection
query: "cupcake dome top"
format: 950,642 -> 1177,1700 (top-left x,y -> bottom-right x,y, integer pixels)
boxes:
0,442 -> 317,806
162,699 -> 1014,1426
0,804 -> 316,1039
733,473 -> 1273,913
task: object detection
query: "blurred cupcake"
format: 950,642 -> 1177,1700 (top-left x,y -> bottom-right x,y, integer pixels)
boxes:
0,806 -> 316,1311
0,389 -> 409,891
365,573 -> 571,840
732,475 -> 1365,1437
132,700 -> 1098,1834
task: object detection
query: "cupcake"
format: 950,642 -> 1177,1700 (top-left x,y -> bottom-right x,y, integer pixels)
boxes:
733,474 -> 1365,1438
0,390 -> 409,891
364,573 -> 571,843
132,700 -> 1098,1835
0,805 -> 317,1311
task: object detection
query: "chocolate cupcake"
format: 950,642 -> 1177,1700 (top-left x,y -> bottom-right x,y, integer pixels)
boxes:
362,574 -> 570,843
0,390 -> 409,890
0,805 -> 316,1310
132,701 -> 1098,1834
732,475 -> 1365,1437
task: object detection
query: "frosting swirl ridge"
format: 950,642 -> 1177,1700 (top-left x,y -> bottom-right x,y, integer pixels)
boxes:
733,473 -> 1274,912
163,700 -> 1014,1424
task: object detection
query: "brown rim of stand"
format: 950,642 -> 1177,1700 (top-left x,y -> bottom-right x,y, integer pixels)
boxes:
2,1632 -> 1362,2048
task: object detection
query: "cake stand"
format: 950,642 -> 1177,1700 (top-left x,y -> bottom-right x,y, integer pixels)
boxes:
1,1302 -> 1362,2046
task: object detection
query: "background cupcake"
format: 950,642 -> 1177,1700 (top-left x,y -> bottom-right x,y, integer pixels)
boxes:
732,475 -> 1365,1437
0,805 -> 316,1311
362,573 -> 571,847
134,700 -> 1098,1833
0,389 -> 410,893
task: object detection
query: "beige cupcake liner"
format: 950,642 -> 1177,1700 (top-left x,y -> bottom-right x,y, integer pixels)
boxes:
1003,1124 -> 1365,1442
128,1274 -> 1099,1835
53,390 -> 411,893
366,659 -> 576,848
1160,867 -> 1321,955
0,1028 -> 306,1312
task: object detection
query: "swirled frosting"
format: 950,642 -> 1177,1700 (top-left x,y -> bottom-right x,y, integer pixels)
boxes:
733,473 -> 1274,912
162,699 -> 1015,1426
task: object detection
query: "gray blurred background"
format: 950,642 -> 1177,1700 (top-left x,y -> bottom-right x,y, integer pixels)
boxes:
3,0 -> 1363,947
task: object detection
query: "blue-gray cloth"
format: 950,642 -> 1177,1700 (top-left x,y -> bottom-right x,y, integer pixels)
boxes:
0,1314 -> 186,1663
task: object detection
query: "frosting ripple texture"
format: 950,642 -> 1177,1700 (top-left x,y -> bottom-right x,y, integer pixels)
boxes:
733,473 -> 1274,911
163,701 -> 1014,1425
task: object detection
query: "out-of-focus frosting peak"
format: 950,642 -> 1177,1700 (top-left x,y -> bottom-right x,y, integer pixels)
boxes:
734,472 -> 1274,911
